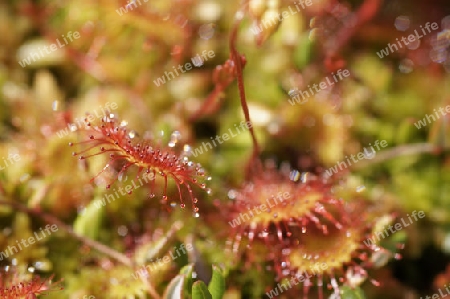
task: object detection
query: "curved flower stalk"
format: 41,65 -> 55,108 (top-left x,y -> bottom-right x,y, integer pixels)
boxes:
70,114 -> 210,211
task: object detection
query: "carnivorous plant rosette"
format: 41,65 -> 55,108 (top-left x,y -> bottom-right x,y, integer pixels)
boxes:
226,160 -> 396,297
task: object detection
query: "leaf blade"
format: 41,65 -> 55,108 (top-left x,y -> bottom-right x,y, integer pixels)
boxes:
207,265 -> 225,299
193,281 -> 212,299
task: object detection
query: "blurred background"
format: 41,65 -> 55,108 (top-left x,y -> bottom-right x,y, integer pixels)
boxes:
1,0 -> 450,298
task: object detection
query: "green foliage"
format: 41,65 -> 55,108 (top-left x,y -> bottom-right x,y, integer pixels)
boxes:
193,281 -> 213,299
341,286 -> 367,299
73,195 -> 104,240
163,265 -> 226,299
208,265 -> 226,299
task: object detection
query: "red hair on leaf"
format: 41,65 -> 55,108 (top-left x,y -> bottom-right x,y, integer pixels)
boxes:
70,114 -> 210,212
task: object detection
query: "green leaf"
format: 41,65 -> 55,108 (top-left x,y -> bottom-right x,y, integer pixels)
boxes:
180,264 -> 194,299
340,286 -> 367,299
192,281 -> 212,299
73,195 -> 104,240
294,33 -> 312,69
208,265 -> 225,299
163,273 -> 186,299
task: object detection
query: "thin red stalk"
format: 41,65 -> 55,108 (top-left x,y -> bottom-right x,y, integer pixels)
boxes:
229,2 -> 262,175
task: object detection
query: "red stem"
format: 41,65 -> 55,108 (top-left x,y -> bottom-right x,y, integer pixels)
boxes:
229,2 -> 262,175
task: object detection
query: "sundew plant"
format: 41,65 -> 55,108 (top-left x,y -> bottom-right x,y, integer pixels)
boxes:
1,0 -> 450,298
